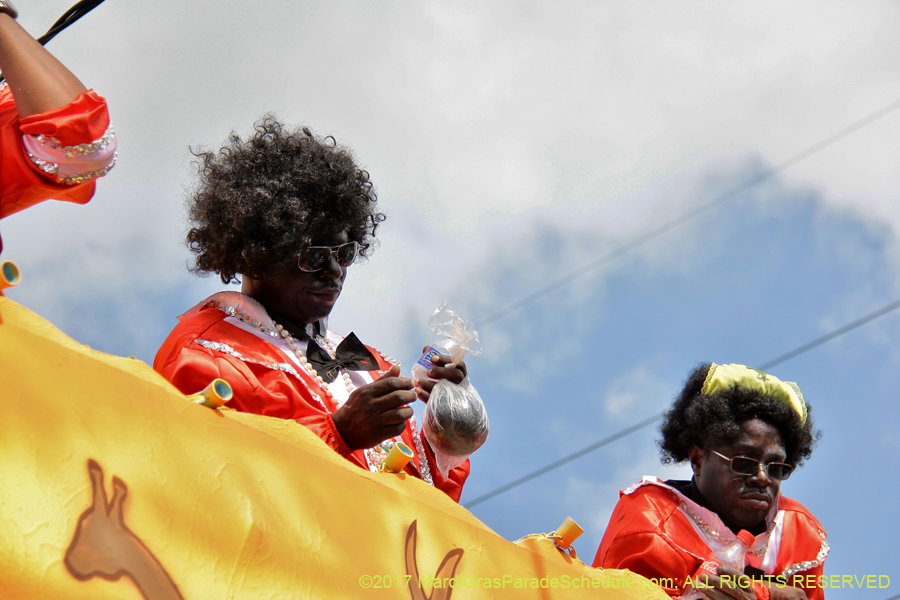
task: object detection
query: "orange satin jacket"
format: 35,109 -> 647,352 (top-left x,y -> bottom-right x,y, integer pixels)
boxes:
593,477 -> 828,599
154,295 -> 470,502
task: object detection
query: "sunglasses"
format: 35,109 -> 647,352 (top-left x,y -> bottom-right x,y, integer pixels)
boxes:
296,241 -> 359,272
707,448 -> 793,481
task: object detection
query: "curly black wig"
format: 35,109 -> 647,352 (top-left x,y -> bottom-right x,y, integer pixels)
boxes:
659,363 -> 820,467
185,116 -> 385,284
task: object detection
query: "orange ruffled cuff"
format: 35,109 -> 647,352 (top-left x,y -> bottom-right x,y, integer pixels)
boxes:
0,88 -> 112,221
18,89 -> 110,146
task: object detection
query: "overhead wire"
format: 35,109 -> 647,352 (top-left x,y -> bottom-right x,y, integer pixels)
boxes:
476,94 -> 900,329
466,91 -> 900,507
0,0 -> 107,83
36,0 -> 106,46
464,296 -> 900,508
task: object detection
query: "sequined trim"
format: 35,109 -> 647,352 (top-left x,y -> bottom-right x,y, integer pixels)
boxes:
780,531 -> 829,579
33,125 -> 116,158
193,339 -> 325,409
377,351 -> 401,368
679,501 -> 727,541
199,297 -> 433,483
56,156 -> 117,185
28,153 -> 59,175
207,301 -> 281,337
0,81 -> 8,93
412,425 -> 434,485
24,124 -> 118,185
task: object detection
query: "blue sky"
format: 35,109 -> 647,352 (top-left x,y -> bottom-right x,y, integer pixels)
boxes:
4,2 -> 900,598
460,168 -> 900,588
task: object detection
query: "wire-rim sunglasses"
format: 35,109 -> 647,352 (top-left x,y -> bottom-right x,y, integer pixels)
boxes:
706,448 -> 793,481
296,241 -> 359,273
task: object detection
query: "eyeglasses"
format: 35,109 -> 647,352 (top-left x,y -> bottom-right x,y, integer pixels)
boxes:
707,448 -> 793,481
296,241 -> 359,272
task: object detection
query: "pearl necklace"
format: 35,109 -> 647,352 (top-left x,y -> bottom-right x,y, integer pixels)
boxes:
273,322 -> 357,398
217,300 -> 355,397
220,302 -> 432,484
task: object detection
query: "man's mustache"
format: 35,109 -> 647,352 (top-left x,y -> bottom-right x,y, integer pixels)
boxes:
310,284 -> 341,293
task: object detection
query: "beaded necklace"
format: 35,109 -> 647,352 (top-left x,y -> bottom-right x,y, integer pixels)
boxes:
274,322 -> 357,398
220,302 -> 432,484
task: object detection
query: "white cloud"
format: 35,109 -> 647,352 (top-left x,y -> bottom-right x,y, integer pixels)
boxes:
602,365 -> 671,422
6,1 -> 900,364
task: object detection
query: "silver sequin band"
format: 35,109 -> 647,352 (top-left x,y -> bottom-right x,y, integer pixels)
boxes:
780,531 -> 830,580
55,157 -> 117,185
24,124 -> 117,185
32,125 -> 116,157
378,351 -> 402,368
193,339 -> 325,409
413,427 -> 434,486
207,301 -> 281,337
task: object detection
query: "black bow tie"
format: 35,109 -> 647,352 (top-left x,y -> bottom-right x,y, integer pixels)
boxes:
305,332 -> 379,383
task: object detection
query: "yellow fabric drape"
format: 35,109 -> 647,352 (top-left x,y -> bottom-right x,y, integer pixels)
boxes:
702,363 -> 807,424
0,297 -> 667,600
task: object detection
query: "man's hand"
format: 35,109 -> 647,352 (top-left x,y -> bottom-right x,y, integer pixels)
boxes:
332,366 -> 417,451
414,350 -> 467,402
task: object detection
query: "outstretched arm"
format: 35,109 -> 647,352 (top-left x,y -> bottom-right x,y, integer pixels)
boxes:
0,7 -> 116,222
0,11 -> 87,118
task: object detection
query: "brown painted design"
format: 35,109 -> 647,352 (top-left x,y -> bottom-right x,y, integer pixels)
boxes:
405,519 -> 464,600
64,459 -> 184,600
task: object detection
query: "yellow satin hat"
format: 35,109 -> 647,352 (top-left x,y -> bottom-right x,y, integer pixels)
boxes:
701,363 -> 807,425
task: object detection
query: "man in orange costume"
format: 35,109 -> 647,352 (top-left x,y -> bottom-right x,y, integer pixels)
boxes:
0,2 -> 116,248
154,119 -> 469,501
594,363 -> 827,600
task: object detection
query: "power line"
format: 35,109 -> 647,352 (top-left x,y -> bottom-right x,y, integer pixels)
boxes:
465,297 -> 900,508
476,95 -> 900,328
465,412 -> 663,509
757,298 -> 900,370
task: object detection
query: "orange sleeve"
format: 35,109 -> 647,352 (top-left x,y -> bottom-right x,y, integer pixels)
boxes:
596,531 -> 693,597
777,500 -> 828,600
410,429 -> 470,503
155,319 -> 360,466
0,87 -> 111,220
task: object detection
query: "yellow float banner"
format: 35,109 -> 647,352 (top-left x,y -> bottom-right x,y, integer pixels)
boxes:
0,297 -> 667,600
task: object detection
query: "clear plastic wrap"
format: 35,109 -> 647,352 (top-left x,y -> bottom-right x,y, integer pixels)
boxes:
413,302 -> 488,477
423,376 -> 489,477
411,302 -> 482,380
